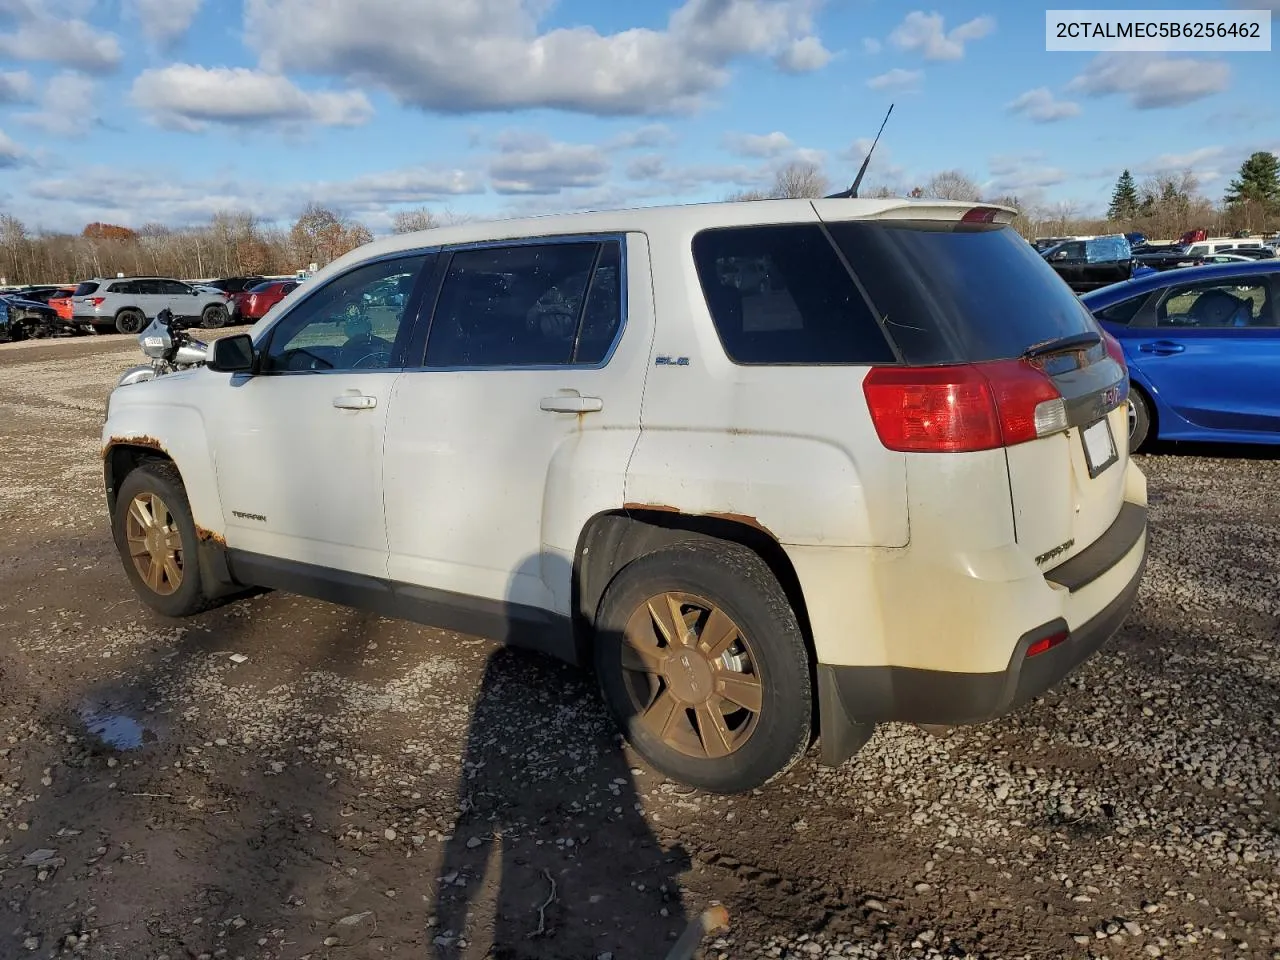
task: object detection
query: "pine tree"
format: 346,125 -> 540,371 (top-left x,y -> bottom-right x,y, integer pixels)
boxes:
1107,169 -> 1139,220
1224,151 -> 1280,208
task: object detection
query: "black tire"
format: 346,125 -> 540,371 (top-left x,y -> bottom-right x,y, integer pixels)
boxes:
115,309 -> 145,334
111,461 -> 218,618
201,303 -> 229,328
593,539 -> 813,794
8,324 -> 26,342
1128,387 -> 1152,452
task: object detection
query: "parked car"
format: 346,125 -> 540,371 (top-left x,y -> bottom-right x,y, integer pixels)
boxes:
202,276 -> 266,295
14,284 -> 75,305
231,278 -> 298,321
69,277 -> 232,334
1042,234 -> 1134,292
101,199 -> 1147,794
1081,260 -> 1279,450
0,293 -> 79,339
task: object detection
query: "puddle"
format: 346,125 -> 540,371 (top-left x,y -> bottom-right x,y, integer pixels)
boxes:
78,702 -> 157,751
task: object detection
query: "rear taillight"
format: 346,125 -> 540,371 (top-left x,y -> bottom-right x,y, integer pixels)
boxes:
1026,630 -> 1068,658
89,297 -> 105,307
863,359 -> 1067,454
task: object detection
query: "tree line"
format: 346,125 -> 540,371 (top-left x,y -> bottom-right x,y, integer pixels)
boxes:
3,152 -> 1276,286
0,204 -> 447,287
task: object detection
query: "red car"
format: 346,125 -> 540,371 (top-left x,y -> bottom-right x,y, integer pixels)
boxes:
232,279 -> 299,321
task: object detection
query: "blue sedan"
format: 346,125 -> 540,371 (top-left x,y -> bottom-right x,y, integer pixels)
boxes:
1080,260 -> 1280,450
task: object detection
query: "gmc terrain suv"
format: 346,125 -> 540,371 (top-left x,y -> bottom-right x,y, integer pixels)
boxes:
72,277 -> 231,334
101,199 -> 1148,793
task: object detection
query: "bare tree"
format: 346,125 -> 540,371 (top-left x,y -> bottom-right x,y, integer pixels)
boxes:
392,207 -> 439,234
725,189 -> 770,202
770,160 -> 830,199
923,170 -> 982,202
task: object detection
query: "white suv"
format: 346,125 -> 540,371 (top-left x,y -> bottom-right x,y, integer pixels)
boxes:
101,199 -> 1148,793
72,277 -> 231,334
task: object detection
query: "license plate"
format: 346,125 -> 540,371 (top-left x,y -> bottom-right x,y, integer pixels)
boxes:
1082,417 -> 1118,478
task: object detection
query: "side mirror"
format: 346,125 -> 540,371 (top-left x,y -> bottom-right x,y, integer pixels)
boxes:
207,334 -> 256,373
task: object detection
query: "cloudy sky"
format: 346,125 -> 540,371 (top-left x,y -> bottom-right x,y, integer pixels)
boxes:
0,0 -> 1276,234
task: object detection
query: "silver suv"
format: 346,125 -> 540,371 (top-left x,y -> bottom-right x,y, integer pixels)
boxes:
71,277 -> 231,334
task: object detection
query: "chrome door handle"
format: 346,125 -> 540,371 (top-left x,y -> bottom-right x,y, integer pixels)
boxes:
333,395 -> 377,410
540,394 -> 603,413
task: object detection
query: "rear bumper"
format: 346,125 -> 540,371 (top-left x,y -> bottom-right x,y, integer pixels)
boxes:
816,501 -> 1147,762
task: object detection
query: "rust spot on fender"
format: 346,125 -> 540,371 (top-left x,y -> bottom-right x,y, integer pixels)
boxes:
195,525 -> 226,548
623,503 -> 777,539
103,434 -> 167,458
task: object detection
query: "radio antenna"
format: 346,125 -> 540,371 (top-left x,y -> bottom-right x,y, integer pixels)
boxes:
827,103 -> 894,199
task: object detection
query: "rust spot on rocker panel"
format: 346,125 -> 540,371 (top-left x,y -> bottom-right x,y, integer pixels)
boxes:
623,503 -> 777,539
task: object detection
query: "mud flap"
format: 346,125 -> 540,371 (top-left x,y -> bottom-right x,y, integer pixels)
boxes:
817,664 -> 875,767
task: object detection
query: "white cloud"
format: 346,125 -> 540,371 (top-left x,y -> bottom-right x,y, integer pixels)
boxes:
131,66 -> 373,131
16,72 -> 96,137
21,162 -> 485,232
840,137 -> 906,186
866,68 -> 922,92
1137,146 -> 1226,173
1067,54 -> 1230,109
1006,87 -> 1081,123
244,0 -> 832,116
604,124 -> 678,150
126,0 -> 203,47
888,11 -> 995,61
775,35 -> 832,72
0,70 -> 33,103
625,155 -> 764,193
0,3 -> 122,73
487,131 -> 611,195
0,128 -> 26,167
722,131 -> 794,157
862,37 -> 881,54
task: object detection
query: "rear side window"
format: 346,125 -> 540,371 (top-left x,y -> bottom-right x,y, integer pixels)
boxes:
73,281 -> 99,296
828,220 -> 1099,365
691,224 -> 894,365
1093,294 -> 1147,325
248,280 -> 275,293
424,239 -> 622,368
108,281 -> 136,295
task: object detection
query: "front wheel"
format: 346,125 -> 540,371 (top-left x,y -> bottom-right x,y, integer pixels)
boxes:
201,304 -> 229,328
593,540 -> 813,794
111,462 -> 218,618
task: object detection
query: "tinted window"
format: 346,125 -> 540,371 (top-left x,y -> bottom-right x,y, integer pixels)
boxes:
108,281 -> 137,295
1093,294 -> 1147,325
573,241 -> 622,364
248,280 -> 276,293
1157,280 -> 1274,329
828,220 -> 1098,365
158,280 -> 190,295
73,281 -> 99,296
263,254 -> 430,372
132,279 -> 161,296
424,241 -> 602,367
691,224 -> 893,365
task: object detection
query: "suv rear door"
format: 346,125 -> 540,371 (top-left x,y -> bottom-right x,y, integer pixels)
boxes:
817,205 -> 1131,572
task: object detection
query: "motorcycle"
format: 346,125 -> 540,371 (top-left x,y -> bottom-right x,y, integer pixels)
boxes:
116,308 -> 210,387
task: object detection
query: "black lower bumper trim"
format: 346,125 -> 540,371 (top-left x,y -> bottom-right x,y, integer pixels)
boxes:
817,529 -> 1146,746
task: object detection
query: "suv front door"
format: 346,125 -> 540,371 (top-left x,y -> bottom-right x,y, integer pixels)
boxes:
382,235 -> 651,616
206,253 -> 434,577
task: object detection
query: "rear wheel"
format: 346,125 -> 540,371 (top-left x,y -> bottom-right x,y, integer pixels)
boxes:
201,303 -> 229,328
115,309 -> 145,334
1128,388 -> 1152,452
111,462 -> 218,618
593,540 -> 813,794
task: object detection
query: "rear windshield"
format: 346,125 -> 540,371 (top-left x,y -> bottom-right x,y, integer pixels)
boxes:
827,220 -> 1099,365
248,280 -> 276,293
73,281 -> 100,296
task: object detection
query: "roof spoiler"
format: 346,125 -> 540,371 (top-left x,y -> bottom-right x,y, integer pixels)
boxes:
827,104 -> 893,200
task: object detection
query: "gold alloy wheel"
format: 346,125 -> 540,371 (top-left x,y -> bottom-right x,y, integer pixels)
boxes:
124,492 -> 184,596
621,592 -> 763,759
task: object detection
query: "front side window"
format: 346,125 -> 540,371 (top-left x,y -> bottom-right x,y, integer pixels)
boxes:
158,279 -> 191,295
423,239 -> 623,368
262,254 -> 431,372
1157,280 -> 1274,328
1093,294 -> 1147,326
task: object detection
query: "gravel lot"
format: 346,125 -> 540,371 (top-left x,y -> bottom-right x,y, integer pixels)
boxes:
1,333 -> 1278,960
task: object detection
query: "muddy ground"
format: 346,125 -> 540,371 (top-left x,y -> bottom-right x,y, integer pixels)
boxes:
1,332 -> 1278,960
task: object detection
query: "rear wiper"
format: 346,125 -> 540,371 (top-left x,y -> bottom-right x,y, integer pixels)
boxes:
1022,331 -> 1101,360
